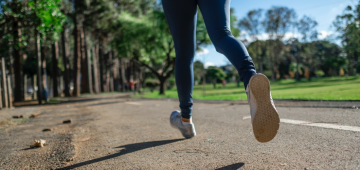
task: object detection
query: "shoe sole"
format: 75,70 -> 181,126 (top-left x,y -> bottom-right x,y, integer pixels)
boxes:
249,74 -> 280,143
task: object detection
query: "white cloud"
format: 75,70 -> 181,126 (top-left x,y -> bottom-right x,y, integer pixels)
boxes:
204,62 -> 215,69
240,32 -> 301,43
240,31 -> 336,42
331,4 -> 344,13
195,48 -> 209,56
283,32 -> 301,39
318,30 -> 333,39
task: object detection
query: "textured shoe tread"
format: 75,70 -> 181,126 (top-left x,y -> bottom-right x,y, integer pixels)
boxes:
249,74 -> 280,143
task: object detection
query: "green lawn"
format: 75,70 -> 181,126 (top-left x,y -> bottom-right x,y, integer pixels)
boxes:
136,76 -> 360,101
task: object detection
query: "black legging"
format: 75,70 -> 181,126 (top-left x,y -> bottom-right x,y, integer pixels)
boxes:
162,0 -> 257,119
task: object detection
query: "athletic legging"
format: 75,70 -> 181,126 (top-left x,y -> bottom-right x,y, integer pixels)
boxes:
162,0 -> 257,119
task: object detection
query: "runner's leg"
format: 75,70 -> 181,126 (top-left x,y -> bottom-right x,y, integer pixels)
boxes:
162,0 -> 197,119
197,0 -> 257,88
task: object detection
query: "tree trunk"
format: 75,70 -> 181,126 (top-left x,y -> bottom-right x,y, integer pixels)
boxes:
108,51 -> 114,92
23,75 -> 27,101
1,57 -> 8,107
99,46 -> 104,92
13,16 -> 23,102
52,42 -> 59,97
113,58 -> 120,91
59,76 -> 63,96
92,46 -> 100,93
41,44 -> 48,100
80,27 -> 91,94
212,79 -> 216,89
159,77 -> 166,95
138,68 -> 144,93
61,25 -> 71,97
259,60 -> 263,73
120,58 -> 126,91
33,75 -> 37,99
35,33 -> 42,104
86,48 -> 93,93
270,63 -> 276,81
73,23 -> 81,96
295,58 -> 300,81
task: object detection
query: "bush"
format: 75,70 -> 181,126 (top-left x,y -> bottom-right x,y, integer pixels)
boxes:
167,77 -> 176,89
145,81 -> 159,92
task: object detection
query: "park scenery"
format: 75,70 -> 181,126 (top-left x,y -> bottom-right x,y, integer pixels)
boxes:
0,0 -> 360,169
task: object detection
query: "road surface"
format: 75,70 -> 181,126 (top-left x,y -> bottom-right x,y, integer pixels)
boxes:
0,93 -> 359,169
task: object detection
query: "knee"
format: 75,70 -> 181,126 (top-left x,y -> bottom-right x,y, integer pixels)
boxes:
210,28 -> 233,44
210,29 -> 233,53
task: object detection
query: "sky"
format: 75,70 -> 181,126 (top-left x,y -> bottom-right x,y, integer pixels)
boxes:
195,0 -> 356,68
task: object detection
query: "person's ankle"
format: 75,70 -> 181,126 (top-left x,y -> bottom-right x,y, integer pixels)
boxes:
181,117 -> 192,125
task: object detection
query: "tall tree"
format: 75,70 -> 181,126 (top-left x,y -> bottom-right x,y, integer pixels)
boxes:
333,4 -> 360,75
0,0 -> 65,101
239,9 -> 263,72
262,6 -> 297,80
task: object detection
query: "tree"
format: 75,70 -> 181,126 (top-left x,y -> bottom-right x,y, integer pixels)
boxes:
297,15 -> 318,42
296,15 -> 318,80
193,61 -> 205,85
0,0 -> 65,102
205,66 -> 226,89
314,41 -> 343,76
287,38 -> 302,80
262,6 -> 297,80
113,6 -> 215,95
239,9 -> 263,72
333,4 -> 360,75
247,40 -> 267,73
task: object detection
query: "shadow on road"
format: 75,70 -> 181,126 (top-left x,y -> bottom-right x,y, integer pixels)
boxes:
57,139 -> 183,170
215,162 -> 245,170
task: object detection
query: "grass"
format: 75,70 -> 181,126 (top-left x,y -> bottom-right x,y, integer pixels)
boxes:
0,117 -> 30,130
135,76 -> 360,101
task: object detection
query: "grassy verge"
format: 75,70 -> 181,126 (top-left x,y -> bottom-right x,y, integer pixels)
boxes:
0,117 -> 30,130
135,76 -> 360,101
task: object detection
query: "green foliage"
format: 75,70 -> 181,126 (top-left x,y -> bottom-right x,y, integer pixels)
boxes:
28,0 -> 66,41
167,77 -> 176,89
206,66 -> 226,88
239,9 -> 263,40
193,61 -> 205,84
333,3 -> 360,75
206,66 -> 226,81
145,80 -> 159,92
138,76 -> 360,101
263,6 -> 297,39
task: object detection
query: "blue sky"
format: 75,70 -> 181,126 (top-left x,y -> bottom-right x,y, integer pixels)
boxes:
195,0 -> 355,67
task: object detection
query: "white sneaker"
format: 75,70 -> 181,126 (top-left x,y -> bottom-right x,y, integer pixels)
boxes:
246,74 -> 280,143
170,111 -> 196,138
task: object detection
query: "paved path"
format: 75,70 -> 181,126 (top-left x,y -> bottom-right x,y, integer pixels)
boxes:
0,94 -> 360,169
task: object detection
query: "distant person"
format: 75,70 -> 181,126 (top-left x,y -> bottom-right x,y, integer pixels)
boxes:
129,80 -> 135,91
222,79 -> 226,88
164,0 -> 280,142
124,81 -> 129,91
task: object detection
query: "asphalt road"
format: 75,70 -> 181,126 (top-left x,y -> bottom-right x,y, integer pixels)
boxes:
0,94 -> 359,169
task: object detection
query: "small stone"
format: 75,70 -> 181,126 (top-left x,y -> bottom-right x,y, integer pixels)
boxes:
12,115 -> 23,119
42,128 -> 52,132
63,119 -> 72,124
